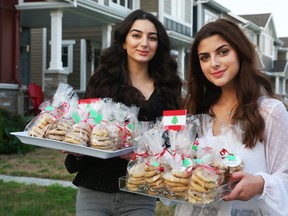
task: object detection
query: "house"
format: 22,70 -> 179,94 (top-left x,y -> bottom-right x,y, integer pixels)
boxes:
0,0 -> 193,115
239,13 -> 288,98
0,0 -> 287,115
22,0 -> 193,92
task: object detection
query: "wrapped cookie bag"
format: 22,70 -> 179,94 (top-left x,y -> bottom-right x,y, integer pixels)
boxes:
185,146 -> 227,205
89,99 -> 139,151
140,127 -> 171,195
26,111 -> 55,138
63,101 -> 91,146
88,99 -> 119,151
105,100 -> 136,150
26,82 -> 77,138
125,121 -> 155,192
112,103 -> 139,149
187,165 -> 220,205
126,148 -> 149,192
217,124 -> 244,182
45,88 -> 79,141
26,100 -> 63,138
162,127 -> 197,200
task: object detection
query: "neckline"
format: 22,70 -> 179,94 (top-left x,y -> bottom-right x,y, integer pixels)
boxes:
145,88 -> 155,101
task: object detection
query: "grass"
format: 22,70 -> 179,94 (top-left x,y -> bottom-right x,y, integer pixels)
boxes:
0,181 -> 76,216
0,147 -> 175,215
0,147 -> 74,181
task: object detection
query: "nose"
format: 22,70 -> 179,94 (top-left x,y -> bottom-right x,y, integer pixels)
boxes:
211,55 -> 220,68
140,37 -> 148,47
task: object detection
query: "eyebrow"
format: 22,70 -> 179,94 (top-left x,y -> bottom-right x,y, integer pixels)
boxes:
198,44 -> 228,56
130,29 -> 158,35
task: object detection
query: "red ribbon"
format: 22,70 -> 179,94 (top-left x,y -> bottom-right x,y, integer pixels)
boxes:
130,152 -> 149,161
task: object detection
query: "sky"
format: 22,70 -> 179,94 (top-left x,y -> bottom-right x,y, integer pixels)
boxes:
214,0 -> 288,37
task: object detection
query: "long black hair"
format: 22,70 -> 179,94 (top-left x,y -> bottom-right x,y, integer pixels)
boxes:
85,9 -> 182,110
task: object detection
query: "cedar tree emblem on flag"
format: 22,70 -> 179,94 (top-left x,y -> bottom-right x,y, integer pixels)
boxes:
163,110 -> 186,130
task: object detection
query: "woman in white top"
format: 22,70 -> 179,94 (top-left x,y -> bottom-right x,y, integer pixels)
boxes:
177,18 -> 288,216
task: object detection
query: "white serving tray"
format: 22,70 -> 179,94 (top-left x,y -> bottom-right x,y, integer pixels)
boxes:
11,131 -> 134,159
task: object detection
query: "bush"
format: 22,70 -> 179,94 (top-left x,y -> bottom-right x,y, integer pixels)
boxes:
0,108 -> 35,154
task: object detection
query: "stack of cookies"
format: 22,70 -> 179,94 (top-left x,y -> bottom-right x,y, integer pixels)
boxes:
63,122 -> 91,146
126,162 -> 146,191
89,126 -> 113,151
28,112 -> 53,138
144,164 -> 165,195
163,170 -> 191,199
210,160 -> 228,185
45,118 -> 74,141
187,167 -> 219,205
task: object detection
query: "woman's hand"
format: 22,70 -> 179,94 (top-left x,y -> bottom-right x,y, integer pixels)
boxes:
119,153 -> 133,161
61,150 -> 83,157
223,171 -> 264,201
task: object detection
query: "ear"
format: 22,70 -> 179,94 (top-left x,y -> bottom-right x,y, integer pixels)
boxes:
123,43 -> 127,50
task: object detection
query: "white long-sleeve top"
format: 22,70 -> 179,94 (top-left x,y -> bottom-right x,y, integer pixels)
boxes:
174,97 -> 288,216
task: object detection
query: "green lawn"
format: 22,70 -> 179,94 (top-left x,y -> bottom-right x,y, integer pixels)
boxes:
0,147 -> 175,215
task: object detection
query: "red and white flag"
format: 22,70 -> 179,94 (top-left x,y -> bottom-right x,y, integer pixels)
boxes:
163,110 -> 186,130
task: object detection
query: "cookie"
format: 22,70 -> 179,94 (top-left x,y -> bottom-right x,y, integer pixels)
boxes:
128,163 -> 145,178
163,172 -> 190,184
28,113 -> 54,138
191,174 -> 217,189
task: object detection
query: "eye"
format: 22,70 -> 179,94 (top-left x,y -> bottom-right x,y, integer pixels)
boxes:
199,54 -> 209,62
148,35 -> 158,41
131,33 -> 141,38
218,49 -> 229,56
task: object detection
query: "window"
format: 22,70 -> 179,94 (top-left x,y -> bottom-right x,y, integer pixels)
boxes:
171,0 -> 183,20
204,9 -> 218,24
244,30 -> 257,46
260,34 -> 273,57
62,47 -> 68,67
62,40 -> 75,73
110,0 -> 133,9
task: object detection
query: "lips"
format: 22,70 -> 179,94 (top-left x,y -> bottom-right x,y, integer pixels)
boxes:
137,50 -> 149,56
212,69 -> 225,78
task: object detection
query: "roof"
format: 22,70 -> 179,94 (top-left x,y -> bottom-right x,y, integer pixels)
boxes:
239,13 -> 271,28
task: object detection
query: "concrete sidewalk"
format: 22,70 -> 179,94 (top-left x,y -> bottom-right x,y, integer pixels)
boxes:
0,174 -> 77,189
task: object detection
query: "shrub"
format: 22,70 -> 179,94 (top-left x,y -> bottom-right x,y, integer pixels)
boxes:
0,108 -> 35,154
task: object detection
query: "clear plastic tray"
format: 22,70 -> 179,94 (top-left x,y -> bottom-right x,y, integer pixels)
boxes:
11,131 -> 134,159
119,176 -> 237,207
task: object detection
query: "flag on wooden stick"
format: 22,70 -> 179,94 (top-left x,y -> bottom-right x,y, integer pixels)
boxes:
163,110 -> 186,130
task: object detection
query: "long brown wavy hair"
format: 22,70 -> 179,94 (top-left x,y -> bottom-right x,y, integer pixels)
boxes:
182,19 -> 275,148
85,9 -> 182,110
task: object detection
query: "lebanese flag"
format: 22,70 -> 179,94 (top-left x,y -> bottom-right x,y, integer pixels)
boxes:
163,110 -> 186,130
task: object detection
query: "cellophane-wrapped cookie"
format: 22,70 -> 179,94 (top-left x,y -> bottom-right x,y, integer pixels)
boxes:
63,121 -> 91,146
187,166 -> 220,205
126,159 -> 146,192
45,117 -> 75,141
126,124 -> 152,192
45,88 -> 78,141
90,122 -> 114,150
139,127 -> 170,195
88,99 -> 139,151
63,100 -> 91,146
27,112 -> 54,138
160,116 -> 199,200
26,82 -> 78,138
88,99 -> 117,151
